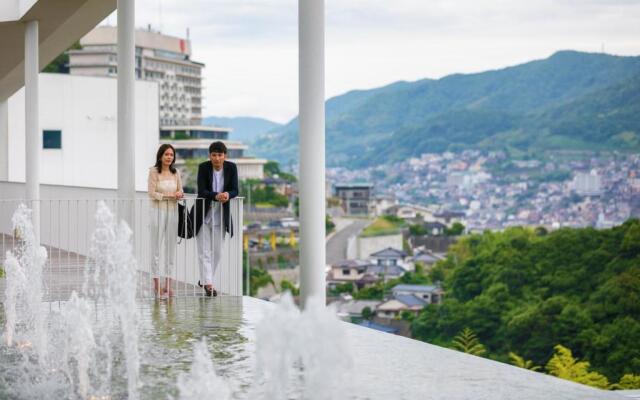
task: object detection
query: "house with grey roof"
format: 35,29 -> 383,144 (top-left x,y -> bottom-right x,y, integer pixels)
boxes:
326,259 -> 379,291
376,294 -> 427,319
366,264 -> 405,280
392,284 -> 444,304
370,247 -> 412,272
412,250 -> 444,267
332,299 -> 382,322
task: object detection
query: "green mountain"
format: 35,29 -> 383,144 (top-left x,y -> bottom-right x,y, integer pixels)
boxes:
202,116 -> 282,144
252,51 -> 640,167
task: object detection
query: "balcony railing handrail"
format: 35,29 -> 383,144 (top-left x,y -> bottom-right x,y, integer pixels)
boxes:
0,197 -> 244,301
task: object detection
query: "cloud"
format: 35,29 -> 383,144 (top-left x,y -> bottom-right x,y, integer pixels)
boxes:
102,0 -> 640,122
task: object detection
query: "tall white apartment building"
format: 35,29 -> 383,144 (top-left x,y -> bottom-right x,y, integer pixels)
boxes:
69,26 -> 203,126
69,25 -> 266,180
572,170 -> 603,196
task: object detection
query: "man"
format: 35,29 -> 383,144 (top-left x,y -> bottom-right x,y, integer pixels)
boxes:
195,141 -> 238,296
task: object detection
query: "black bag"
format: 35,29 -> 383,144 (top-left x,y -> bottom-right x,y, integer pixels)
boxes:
177,202 -> 195,239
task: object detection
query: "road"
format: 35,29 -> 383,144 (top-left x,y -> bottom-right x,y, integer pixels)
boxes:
325,218 -> 371,265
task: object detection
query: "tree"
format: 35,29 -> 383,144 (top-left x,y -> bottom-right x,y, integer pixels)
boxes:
408,222 -> 640,381
243,256 -> 274,296
409,224 -> 428,236
43,41 -> 81,73
353,283 -> 384,300
612,374 -> 640,390
452,327 -> 486,356
326,215 -> 336,234
400,310 -> 415,321
445,222 -> 465,236
534,226 -> 548,236
546,345 -> 609,389
182,157 -> 207,193
264,160 -> 297,182
329,282 -> 354,297
280,279 -> 300,296
509,352 -> 541,371
361,306 -> 373,320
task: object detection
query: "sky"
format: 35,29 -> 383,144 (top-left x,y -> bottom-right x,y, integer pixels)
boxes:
103,0 -> 640,123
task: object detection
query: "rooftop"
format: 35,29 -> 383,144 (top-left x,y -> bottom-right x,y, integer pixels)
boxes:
370,247 -> 407,258
394,294 -> 428,307
392,284 -> 440,293
335,182 -> 374,189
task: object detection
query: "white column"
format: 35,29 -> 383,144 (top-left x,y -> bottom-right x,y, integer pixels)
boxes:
25,20 -> 40,242
298,0 -> 326,308
0,99 -> 8,181
117,0 -> 136,225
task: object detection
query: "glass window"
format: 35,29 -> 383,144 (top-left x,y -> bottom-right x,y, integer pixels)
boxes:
43,130 -> 62,149
227,149 -> 244,158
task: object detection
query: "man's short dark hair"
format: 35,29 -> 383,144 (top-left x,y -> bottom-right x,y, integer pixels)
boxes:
209,141 -> 227,154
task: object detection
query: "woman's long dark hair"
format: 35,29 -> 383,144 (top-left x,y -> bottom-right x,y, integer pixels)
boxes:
155,144 -> 177,174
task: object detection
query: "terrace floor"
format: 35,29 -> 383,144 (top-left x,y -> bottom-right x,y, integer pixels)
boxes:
0,234 -> 634,399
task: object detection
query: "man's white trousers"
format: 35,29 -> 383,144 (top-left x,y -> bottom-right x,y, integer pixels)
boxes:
197,221 -> 223,286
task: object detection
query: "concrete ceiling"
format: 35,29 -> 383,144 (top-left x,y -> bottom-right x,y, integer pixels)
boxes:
0,0 -> 116,102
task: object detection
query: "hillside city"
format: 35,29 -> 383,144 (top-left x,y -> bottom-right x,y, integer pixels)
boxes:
327,150 -> 640,231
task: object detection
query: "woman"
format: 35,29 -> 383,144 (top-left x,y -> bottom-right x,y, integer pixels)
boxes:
148,144 -> 183,298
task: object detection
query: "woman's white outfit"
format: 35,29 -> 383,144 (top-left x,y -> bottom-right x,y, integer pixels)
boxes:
148,167 -> 183,279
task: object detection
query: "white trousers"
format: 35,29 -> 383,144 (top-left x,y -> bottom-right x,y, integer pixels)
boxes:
150,206 -> 178,279
197,221 -> 223,286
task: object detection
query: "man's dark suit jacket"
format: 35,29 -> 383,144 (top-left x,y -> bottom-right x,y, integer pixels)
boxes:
195,160 -> 239,237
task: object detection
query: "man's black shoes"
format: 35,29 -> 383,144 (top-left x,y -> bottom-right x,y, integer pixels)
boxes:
197,280 -> 218,297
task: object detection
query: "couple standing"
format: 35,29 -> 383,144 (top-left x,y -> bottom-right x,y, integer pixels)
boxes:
148,141 -> 238,298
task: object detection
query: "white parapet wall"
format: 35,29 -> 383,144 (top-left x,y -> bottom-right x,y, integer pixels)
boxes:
6,73 -> 159,192
357,233 -> 403,260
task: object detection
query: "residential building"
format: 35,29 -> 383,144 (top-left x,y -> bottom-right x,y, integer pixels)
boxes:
333,298 -> 382,322
326,259 -> 406,290
326,259 -> 375,291
392,284 -> 444,304
572,170 -> 603,196
372,194 -> 398,216
335,182 -> 374,215
70,27 -> 267,181
376,295 -> 427,319
69,25 -> 204,126
412,250 -> 444,267
365,264 -> 406,280
369,247 -> 411,272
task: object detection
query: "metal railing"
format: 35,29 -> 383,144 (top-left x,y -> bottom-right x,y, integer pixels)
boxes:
0,197 -> 244,301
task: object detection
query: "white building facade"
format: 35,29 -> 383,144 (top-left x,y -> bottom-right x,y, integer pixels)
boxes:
6,73 -> 158,191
